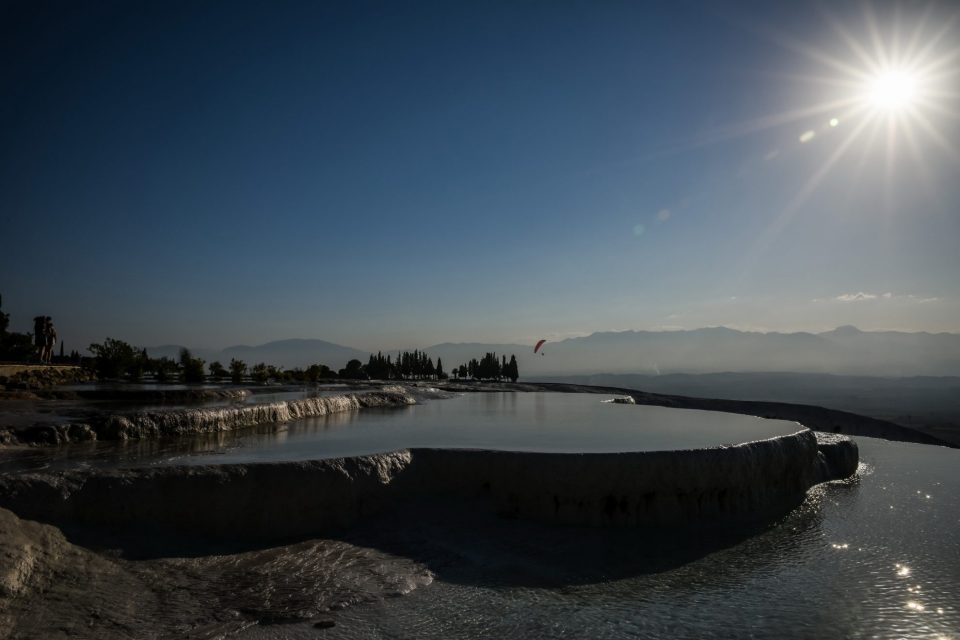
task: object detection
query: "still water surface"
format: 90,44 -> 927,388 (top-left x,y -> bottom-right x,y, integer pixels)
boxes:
0,393 -> 802,472
166,392 -> 802,464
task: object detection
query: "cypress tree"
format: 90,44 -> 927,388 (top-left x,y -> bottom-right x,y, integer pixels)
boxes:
508,354 -> 519,382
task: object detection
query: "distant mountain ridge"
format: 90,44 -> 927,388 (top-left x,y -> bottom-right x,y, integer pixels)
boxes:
145,339 -> 368,371
146,327 -> 960,376
517,326 -> 960,377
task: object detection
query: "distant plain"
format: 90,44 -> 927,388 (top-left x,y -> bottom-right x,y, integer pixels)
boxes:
536,372 -> 960,446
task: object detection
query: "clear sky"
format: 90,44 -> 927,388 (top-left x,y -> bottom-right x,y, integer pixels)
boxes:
2,1 -> 958,352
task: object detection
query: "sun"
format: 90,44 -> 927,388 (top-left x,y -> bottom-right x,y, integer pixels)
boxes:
706,4 -> 960,274
865,69 -> 919,112
746,5 -> 959,176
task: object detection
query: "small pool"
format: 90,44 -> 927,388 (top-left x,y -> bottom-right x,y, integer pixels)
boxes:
163,392 -> 802,465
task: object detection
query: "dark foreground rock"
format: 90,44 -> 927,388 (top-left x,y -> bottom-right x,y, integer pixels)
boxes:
0,506 -> 432,639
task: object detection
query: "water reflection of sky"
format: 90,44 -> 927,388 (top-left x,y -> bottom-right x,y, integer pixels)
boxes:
164,392 -> 802,465
0,392 -> 801,472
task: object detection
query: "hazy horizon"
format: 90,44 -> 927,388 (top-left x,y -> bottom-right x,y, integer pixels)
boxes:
132,325 -> 960,379
2,2 -> 958,353
140,323 -> 960,355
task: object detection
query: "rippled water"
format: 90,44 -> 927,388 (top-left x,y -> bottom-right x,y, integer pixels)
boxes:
236,435 -> 959,640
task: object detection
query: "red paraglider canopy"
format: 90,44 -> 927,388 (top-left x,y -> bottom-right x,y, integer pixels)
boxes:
534,339 -> 547,354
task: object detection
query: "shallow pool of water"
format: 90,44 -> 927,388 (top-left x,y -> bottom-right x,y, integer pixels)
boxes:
0,392 -> 802,472
165,392 -> 801,465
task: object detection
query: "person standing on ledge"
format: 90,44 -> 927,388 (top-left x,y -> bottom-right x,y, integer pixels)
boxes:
43,317 -> 57,364
32,316 -> 45,363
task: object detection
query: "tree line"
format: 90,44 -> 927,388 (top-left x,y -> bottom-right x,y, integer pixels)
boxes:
360,350 -> 520,382
10,327 -> 522,385
86,338 -> 339,384
361,350 -> 446,380
451,352 -> 519,382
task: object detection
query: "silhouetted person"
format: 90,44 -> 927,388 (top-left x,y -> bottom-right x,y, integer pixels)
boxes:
33,316 -> 45,362
42,317 -> 56,364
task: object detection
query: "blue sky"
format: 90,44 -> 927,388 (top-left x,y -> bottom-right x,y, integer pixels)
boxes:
2,1 -> 958,352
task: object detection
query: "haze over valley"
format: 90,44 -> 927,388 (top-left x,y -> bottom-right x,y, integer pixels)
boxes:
148,325 -> 960,377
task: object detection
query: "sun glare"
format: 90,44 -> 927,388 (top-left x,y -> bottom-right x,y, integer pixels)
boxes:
721,5 -> 959,277
866,70 -> 918,112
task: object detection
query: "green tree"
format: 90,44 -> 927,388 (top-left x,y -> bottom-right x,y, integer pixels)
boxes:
306,363 -> 336,381
507,354 -> 519,382
0,296 -> 8,335
127,351 -> 147,382
152,356 -> 179,383
366,352 -> 392,380
250,362 -> 269,384
474,352 -> 500,380
179,348 -> 206,383
89,338 -> 143,380
0,297 -> 39,362
208,361 -> 227,381
0,332 -> 36,362
229,358 -> 247,384
339,359 -> 367,380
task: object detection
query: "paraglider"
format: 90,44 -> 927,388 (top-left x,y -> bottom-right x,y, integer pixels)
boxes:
534,339 -> 546,355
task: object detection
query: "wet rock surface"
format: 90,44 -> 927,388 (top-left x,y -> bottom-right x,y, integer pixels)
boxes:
0,506 -> 432,639
0,366 -> 95,392
0,430 -> 856,541
0,427 -> 857,639
814,432 -> 860,481
0,387 -> 415,446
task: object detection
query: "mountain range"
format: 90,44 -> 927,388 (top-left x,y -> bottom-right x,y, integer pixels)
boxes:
146,339 -> 368,372
147,326 -> 960,377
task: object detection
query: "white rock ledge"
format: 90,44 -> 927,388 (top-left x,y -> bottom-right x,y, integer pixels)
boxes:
0,429 -> 857,540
